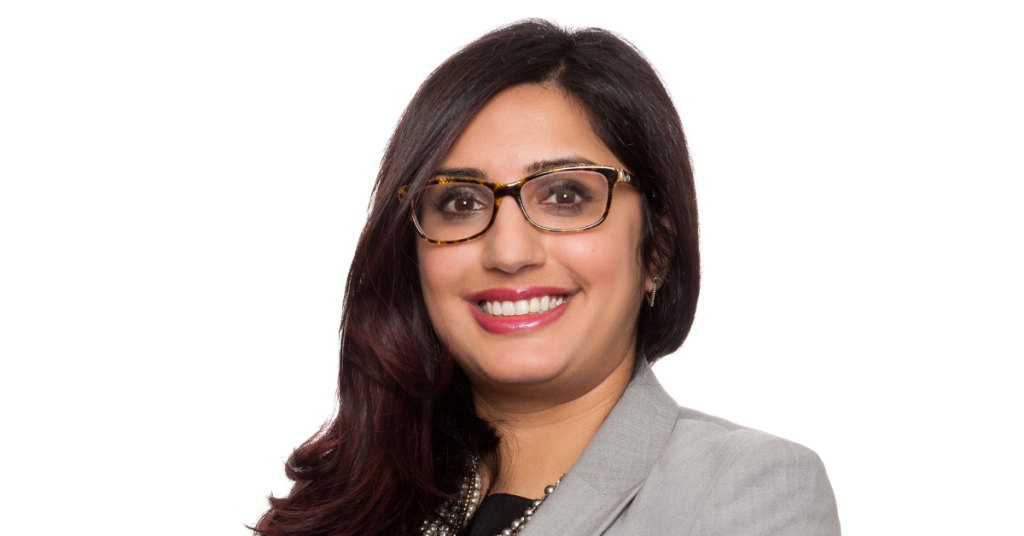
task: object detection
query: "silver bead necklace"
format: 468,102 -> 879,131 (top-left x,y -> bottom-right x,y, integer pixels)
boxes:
487,476 -> 561,536
419,457 -> 483,536
419,457 -> 562,536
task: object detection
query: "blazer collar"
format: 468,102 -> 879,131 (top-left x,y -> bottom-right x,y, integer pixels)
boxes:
520,359 -> 679,535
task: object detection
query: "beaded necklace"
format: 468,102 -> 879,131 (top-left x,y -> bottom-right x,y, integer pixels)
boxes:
418,457 -> 562,536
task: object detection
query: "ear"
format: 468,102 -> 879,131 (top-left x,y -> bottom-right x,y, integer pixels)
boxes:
644,212 -> 672,294
645,260 -> 667,294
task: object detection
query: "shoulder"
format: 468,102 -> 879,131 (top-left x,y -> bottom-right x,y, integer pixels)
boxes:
661,406 -> 826,475
618,406 -> 841,535
520,365 -> 839,536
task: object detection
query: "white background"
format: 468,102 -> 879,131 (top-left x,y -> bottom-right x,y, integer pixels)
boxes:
2,1 -> 1021,534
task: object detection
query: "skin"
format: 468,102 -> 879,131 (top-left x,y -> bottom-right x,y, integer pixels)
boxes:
417,84 -> 654,498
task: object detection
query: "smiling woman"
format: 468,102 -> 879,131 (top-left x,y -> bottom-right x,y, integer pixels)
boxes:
418,85 -> 645,400
253,19 -> 839,536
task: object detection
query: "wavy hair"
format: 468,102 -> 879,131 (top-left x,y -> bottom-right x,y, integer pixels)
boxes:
253,19 -> 699,536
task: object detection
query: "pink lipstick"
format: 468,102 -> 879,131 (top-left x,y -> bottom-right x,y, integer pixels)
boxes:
467,287 -> 572,335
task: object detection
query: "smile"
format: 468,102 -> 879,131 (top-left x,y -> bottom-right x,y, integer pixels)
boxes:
467,287 -> 572,335
479,295 -> 566,317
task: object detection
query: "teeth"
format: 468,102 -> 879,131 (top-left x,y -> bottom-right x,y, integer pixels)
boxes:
482,295 -> 566,317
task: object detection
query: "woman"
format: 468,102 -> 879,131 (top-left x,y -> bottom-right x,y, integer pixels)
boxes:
254,20 -> 839,536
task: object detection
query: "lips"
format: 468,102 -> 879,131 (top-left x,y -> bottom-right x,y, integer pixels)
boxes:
467,287 -> 572,334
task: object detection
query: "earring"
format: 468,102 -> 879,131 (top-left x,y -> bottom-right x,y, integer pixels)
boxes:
649,276 -> 659,307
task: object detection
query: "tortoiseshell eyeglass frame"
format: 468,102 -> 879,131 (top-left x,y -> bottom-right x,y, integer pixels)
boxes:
397,164 -> 635,245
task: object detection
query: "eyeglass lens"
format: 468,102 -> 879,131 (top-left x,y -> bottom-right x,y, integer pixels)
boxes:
414,170 -> 612,242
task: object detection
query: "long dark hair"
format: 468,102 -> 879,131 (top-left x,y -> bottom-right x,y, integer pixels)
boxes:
253,19 -> 699,536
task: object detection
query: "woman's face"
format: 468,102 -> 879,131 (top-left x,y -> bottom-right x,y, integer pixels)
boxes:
417,84 -> 647,401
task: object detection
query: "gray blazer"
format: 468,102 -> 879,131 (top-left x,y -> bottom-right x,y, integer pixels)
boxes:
521,361 -> 841,535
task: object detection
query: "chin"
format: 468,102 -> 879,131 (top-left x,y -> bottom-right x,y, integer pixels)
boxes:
461,348 -> 571,386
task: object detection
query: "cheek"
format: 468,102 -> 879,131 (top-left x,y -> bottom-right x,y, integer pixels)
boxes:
417,243 -> 468,331
417,243 -> 444,312
555,210 -> 645,295
557,237 -> 616,280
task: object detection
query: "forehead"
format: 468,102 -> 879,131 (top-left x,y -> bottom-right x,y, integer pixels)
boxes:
439,84 -> 623,179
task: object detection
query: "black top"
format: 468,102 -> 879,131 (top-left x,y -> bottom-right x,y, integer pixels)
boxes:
464,493 -> 532,536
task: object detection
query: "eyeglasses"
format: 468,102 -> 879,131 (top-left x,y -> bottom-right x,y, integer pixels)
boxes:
398,165 -> 635,244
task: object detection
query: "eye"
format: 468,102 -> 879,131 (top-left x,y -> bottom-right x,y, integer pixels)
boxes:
521,170 -> 609,225
427,184 -> 491,220
537,181 -> 589,205
552,191 -> 578,204
446,196 -> 484,212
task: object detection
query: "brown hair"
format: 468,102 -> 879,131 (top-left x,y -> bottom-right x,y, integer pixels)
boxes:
254,19 -> 699,536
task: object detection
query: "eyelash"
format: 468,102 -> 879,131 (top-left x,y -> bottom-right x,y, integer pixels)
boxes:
431,187 -> 489,221
536,180 -> 594,202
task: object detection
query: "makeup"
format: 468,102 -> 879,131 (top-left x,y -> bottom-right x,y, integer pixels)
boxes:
467,287 -> 572,335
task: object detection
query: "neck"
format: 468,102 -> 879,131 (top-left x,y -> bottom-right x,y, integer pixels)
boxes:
472,353 -> 636,498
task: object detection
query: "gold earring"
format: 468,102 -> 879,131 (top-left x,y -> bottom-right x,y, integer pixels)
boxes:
649,276 -> 659,307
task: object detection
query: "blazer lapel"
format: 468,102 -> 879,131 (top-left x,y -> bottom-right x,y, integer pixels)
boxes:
520,360 -> 679,535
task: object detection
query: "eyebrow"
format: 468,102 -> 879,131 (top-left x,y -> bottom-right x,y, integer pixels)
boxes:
432,156 -> 598,181
526,157 -> 597,175
432,166 -> 487,179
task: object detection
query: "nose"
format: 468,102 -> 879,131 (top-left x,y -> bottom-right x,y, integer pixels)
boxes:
481,196 -> 546,274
